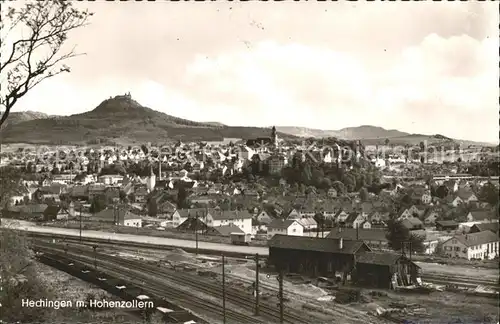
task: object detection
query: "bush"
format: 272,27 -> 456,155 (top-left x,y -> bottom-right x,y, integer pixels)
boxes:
1,228 -> 53,323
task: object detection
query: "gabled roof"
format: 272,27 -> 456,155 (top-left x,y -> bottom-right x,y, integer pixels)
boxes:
211,210 -> 253,221
356,252 -> 413,267
468,210 -> 495,221
175,208 -> 210,218
268,219 -> 300,230
268,235 -> 370,255
469,222 -> 499,234
435,220 -> 459,227
213,224 -> 244,236
449,231 -> 499,247
326,228 -> 388,242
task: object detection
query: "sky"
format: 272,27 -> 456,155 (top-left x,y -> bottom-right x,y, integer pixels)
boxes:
1,1 -> 498,143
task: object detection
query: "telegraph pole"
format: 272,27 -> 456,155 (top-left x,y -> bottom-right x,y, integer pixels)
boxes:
93,245 -> 97,269
195,212 -> 199,255
255,253 -> 260,316
79,205 -> 82,242
222,254 -> 226,324
277,270 -> 284,324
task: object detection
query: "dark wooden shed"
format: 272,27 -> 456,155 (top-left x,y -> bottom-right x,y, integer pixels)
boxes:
435,220 -> 459,231
353,252 -> 421,289
268,235 -> 371,280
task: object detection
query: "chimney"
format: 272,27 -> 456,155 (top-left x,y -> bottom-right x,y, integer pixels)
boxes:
339,238 -> 343,250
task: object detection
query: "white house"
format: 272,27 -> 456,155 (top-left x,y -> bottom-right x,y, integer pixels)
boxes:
459,210 -> 498,228
267,219 -> 304,240
205,210 -> 253,234
123,215 -> 142,228
172,208 -> 209,228
441,231 -> 499,260
98,174 -> 124,185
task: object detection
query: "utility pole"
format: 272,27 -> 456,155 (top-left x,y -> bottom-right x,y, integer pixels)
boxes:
79,205 -> 82,242
255,253 -> 260,316
195,212 -> 199,255
92,245 -> 97,269
222,254 -> 226,324
277,270 -> 284,324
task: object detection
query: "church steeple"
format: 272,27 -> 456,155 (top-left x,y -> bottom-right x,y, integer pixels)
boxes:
271,126 -> 278,147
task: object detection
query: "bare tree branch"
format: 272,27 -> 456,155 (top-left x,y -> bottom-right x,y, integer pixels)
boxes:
0,0 -> 93,128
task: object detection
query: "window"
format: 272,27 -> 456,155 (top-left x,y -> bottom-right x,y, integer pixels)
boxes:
454,247 -> 460,251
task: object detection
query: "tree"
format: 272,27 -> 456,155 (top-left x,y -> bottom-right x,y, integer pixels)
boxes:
435,185 -> 449,199
1,228 -> 53,322
0,1 -> 92,127
332,181 -> 346,195
313,212 -> 325,238
0,166 -> 22,208
359,187 -> 369,202
147,199 -> 158,217
177,187 -> 188,209
386,220 -> 425,253
384,138 -> 390,146
89,195 -> 106,213
478,182 -> 500,206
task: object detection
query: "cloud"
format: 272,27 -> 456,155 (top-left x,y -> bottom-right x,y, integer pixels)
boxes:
2,1 -> 497,143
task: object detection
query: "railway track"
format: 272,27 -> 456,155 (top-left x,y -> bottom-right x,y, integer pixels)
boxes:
36,246 -> 261,324
421,273 -> 499,289
33,241 -> 310,323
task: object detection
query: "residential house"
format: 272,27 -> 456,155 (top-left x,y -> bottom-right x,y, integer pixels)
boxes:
93,207 -> 142,227
256,210 -> 274,225
344,212 -> 366,229
460,210 -> 498,228
205,210 -> 253,234
411,188 -> 432,205
441,231 -> 499,260
98,174 -> 124,185
445,195 -> 463,207
423,208 -> 441,226
52,173 -> 77,184
267,219 -> 304,239
456,190 -> 478,204
397,208 -> 413,220
401,218 -> 424,231
172,208 -> 210,228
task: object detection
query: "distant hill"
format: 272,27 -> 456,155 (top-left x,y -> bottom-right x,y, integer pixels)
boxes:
276,125 -> 493,147
0,95 -> 295,145
0,111 -> 51,127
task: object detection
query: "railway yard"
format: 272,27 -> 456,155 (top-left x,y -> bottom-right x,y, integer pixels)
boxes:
29,236 -> 499,324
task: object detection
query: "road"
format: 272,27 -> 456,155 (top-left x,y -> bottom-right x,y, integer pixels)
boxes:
1,218 -> 269,256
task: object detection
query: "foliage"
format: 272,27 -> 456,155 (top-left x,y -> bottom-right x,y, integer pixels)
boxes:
478,182 -> 500,206
147,198 -> 158,217
89,194 -> 107,213
359,187 -> 369,202
0,0 -> 93,127
1,228 -> 52,322
177,187 -> 188,209
0,166 -> 23,208
385,219 -> 425,253
99,163 -> 126,176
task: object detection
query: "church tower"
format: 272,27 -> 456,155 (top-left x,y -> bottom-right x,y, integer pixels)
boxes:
147,165 -> 156,192
271,126 -> 278,147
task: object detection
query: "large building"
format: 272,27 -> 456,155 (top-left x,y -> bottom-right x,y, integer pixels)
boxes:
441,231 -> 499,260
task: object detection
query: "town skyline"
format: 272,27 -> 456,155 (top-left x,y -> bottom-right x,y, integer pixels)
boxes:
2,1 -> 497,143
